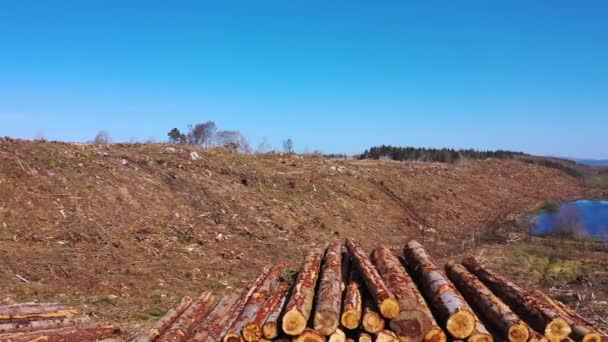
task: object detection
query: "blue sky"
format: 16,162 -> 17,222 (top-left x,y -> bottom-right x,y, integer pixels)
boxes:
1,1 -> 607,157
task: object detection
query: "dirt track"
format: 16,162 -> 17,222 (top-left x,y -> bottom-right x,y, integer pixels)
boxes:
1,139 -> 597,334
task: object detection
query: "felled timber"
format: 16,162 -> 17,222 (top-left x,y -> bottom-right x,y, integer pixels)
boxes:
538,292 -> 605,342
345,238 -> 399,319
224,264 -> 285,342
314,242 -> 344,336
0,303 -> 77,323
0,323 -> 120,342
192,291 -> 243,342
261,289 -> 289,340
340,268 -> 362,330
0,316 -> 90,334
293,328 -> 326,342
361,294 -> 385,334
328,328 -> 346,342
403,241 -> 476,339
157,292 -> 216,342
358,332 -> 373,342
445,261 -> 529,342
376,329 -> 399,342
282,248 -> 324,336
461,257 -> 571,342
144,296 -> 193,341
243,281 -> 290,341
467,318 -> 494,342
370,246 -> 432,342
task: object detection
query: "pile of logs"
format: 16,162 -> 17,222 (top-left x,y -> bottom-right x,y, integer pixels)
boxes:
0,302 -> 121,342
2,239 -> 605,342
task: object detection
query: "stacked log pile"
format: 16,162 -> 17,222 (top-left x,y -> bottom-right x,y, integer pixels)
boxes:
0,302 -> 121,342
2,239 -> 605,342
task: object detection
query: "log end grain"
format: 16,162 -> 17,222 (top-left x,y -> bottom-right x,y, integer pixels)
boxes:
379,298 -> 400,319
261,322 -> 278,340
507,322 -> 530,342
528,331 -> 548,342
328,328 -> 346,342
223,332 -> 244,342
340,309 -> 361,330
424,327 -> 447,342
314,310 -> 339,336
358,332 -> 373,342
362,311 -> 386,334
467,331 -> 494,342
582,333 -> 605,342
242,323 -> 261,342
445,309 -> 476,339
282,309 -> 308,336
389,309 -> 432,341
375,329 -> 399,342
293,328 -> 326,342
545,317 -> 572,342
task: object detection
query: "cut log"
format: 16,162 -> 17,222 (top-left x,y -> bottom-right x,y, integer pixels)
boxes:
346,339 -> 355,342
467,318 -> 494,342
362,294 -> 385,334
243,282 -> 291,341
0,316 -> 90,334
402,241 -> 476,339
329,328 -> 346,342
524,291 -> 573,342
376,329 -> 399,342
224,264 -> 286,342
314,242 -> 344,336
539,292 -> 605,342
0,323 -> 120,342
192,290 -> 244,342
340,267 -> 362,330
529,331 -> 549,342
0,302 -> 77,323
293,328 -> 326,342
397,256 -> 446,342
158,292 -> 216,342
345,238 -> 399,319
370,246 -> 432,342
261,288 -> 289,340
359,332 -> 373,342
445,261 -> 529,342
282,248 -> 324,336
461,257 -> 571,342
146,296 -> 193,341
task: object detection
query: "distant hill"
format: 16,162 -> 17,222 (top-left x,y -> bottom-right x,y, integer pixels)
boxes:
570,158 -> 608,167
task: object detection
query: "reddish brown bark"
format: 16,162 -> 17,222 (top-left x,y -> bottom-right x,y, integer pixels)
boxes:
243,282 -> 290,341
345,238 -> 399,319
145,296 -> 193,341
191,290 -> 243,342
0,323 -> 120,342
445,261 -> 529,342
0,303 -> 77,323
340,268 -> 362,330
282,248 -> 324,336
261,288 -> 289,340
361,294 -> 385,334
540,292 -> 605,342
403,241 -> 476,339
314,242 -> 344,336
0,316 -> 90,335
157,292 -> 216,342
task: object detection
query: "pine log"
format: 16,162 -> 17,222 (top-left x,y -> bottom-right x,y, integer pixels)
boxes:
359,332 -> 373,342
146,296 -> 193,341
340,268 -> 362,330
467,318 -> 494,342
529,331 -> 549,342
192,290 -> 244,342
158,292 -> 216,342
376,330 -> 399,342
314,242 -> 344,336
370,246 -> 432,342
397,256 -> 446,342
461,257 -> 571,342
243,282 -> 291,341
293,328 -> 326,342
345,238 -> 399,319
346,339 -> 355,342
224,264 -> 286,342
362,294 -> 385,334
0,323 -> 120,342
261,288 -> 289,340
402,241 -> 476,339
282,248 -> 324,336
0,303 -> 77,323
541,293 -> 605,342
445,261 -> 529,342
0,316 -> 90,334
329,328 -> 346,342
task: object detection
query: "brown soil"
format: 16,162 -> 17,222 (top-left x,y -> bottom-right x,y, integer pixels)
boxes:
1,138 -> 604,336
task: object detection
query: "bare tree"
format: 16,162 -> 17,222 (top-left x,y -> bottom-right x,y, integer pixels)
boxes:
552,205 -> 587,239
94,130 -> 111,144
256,137 -> 273,154
282,138 -> 294,154
187,121 -> 216,147
216,130 -> 251,153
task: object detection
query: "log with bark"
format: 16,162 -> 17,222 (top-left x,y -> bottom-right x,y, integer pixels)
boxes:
0,303 -> 77,323
293,328 -> 326,342
361,294 -> 385,334
370,246 -> 432,342
402,241 -> 476,339
261,289 -> 289,340
397,256 -> 446,342
157,292 -> 216,342
358,332 -> 373,342
329,328 -> 346,342
224,264 -> 286,342
282,248 -> 324,336
467,318 -> 494,342
340,268 -> 362,330
529,330 -> 549,342
145,296 -> 193,341
461,257 -> 571,342
243,281 -> 291,341
375,329 -> 400,342
0,323 -> 120,342
345,238 -> 399,319
0,316 -> 90,334
314,242 -> 344,336
445,261 -> 529,342
192,290 -> 244,342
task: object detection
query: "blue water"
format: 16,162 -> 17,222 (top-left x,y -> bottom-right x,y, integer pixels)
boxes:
533,200 -> 608,239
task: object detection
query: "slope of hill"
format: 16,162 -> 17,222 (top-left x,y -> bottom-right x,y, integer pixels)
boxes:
0,138 -> 596,330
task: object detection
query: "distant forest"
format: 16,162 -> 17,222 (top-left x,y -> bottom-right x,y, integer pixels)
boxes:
358,145 -> 526,163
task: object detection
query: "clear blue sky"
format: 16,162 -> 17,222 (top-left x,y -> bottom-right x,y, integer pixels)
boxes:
1,1 -> 607,158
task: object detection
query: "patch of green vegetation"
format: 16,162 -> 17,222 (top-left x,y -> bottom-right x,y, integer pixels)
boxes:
539,200 -> 560,213
147,307 -> 168,317
590,175 -> 608,189
512,254 -> 582,282
280,268 -> 299,285
93,296 -> 116,305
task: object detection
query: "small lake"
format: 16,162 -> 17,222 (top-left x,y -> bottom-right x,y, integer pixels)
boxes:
533,200 -> 608,240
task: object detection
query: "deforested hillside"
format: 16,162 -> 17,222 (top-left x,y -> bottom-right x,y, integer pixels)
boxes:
0,138 -> 586,324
